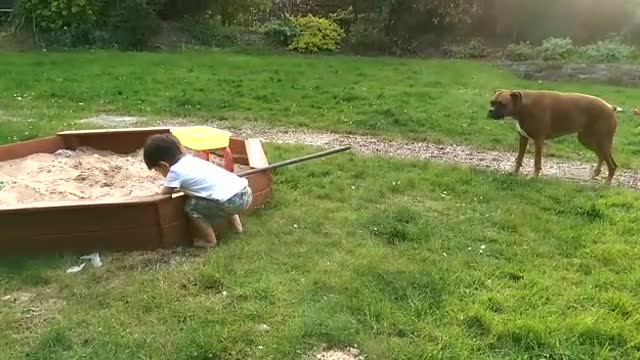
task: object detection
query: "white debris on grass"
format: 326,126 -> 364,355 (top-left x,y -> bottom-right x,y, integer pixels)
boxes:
310,347 -> 365,360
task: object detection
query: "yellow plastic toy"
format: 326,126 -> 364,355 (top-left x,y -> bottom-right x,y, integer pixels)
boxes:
170,126 -> 231,151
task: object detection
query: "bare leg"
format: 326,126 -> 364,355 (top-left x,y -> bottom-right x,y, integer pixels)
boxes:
189,216 -> 217,248
533,138 -> 544,177
514,135 -> 528,174
229,214 -> 243,233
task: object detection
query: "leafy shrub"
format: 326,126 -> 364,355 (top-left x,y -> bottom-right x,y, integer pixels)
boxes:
502,42 -> 537,62
260,16 -> 299,47
538,37 -> 574,61
107,0 -> 162,50
341,15 -> 391,54
39,25 -> 111,48
18,0 -> 101,31
579,37 -> 635,63
212,0 -> 271,26
157,0 -> 210,20
329,6 -> 355,33
72,26 -> 111,48
18,0 -> 164,49
343,22 -> 390,54
178,17 -> 240,47
288,15 -> 344,53
441,39 -> 490,59
0,12 -> 10,25
38,30 -> 73,48
214,25 -> 242,47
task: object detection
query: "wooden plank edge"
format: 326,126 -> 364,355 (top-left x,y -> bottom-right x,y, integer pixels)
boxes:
0,136 -> 66,162
245,138 -> 269,169
57,127 -> 172,136
0,194 -> 177,214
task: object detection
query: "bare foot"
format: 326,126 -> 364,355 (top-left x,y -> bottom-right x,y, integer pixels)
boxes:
189,216 -> 217,247
229,214 -> 243,233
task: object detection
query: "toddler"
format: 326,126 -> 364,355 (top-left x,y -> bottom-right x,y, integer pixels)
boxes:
143,133 -> 252,248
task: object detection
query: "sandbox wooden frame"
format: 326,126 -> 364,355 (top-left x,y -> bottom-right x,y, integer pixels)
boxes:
0,127 -> 272,256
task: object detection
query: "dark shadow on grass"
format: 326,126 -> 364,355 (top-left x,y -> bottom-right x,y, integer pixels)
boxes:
0,256 -> 64,287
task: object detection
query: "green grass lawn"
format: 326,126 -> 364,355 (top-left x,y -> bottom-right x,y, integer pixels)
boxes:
2,144 -> 640,359
1,50 -> 640,167
2,51 -> 640,359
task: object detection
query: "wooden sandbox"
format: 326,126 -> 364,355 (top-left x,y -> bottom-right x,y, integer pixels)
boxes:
0,127 -> 272,256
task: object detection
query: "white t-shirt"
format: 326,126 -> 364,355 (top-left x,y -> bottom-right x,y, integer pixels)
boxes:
165,155 -> 248,202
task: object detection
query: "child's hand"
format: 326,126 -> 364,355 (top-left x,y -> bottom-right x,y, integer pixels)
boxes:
161,186 -> 178,195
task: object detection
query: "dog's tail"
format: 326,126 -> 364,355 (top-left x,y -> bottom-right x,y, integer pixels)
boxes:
611,105 -> 624,113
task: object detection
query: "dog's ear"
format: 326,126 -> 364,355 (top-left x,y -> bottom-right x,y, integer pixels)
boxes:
510,91 -> 523,107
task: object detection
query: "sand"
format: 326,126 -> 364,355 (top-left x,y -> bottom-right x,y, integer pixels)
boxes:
0,146 -> 254,208
0,147 -> 165,208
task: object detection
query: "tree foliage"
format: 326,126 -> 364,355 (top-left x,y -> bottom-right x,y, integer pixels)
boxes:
209,0 -> 271,25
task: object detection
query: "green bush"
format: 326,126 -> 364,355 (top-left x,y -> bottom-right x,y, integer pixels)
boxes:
17,0 -> 164,49
0,12 -> 10,25
38,30 -> 73,48
39,25 -> 111,48
157,0 -> 210,20
502,42 -> 537,62
211,0 -> 271,26
288,15 -> 344,54
502,37 -> 636,63
538,37 -> 574,61
18,0 -> 102,31
441,39 -> 490,59
579,37 -> 635,63
178,17 -> 240,47
343,18 -> 390,55
341,14 -> 392,55
260,16 -> 299,47
107,0 -> 162,50
214,25 -> 242,47
329,6 -> 355,33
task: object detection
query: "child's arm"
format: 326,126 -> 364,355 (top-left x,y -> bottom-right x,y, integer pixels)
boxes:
161,186 -> 178,195
162,169 -> 181,194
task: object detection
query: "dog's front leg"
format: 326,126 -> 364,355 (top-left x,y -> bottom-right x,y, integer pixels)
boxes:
533,138 -> 544,177
514,135 -> 528,174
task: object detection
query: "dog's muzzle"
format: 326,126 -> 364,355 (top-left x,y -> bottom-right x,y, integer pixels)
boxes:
487,108 -> 505,120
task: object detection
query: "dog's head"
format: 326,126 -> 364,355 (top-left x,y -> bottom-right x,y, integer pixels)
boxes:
488,89 -> 523,120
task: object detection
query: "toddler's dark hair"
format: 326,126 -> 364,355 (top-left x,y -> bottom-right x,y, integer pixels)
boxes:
143,133 -> 184,169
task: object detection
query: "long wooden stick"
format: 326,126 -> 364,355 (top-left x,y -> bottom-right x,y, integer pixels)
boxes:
237,146 -> 351,177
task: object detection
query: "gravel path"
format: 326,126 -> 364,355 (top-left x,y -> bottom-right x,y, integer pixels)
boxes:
196,122 -> 640,190
86,115 -> 640,190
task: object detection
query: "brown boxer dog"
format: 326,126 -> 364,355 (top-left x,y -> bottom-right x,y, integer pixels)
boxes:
488,89 -> 621,183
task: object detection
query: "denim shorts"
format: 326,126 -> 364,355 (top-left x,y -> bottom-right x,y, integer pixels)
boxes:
185,186 -> 253,225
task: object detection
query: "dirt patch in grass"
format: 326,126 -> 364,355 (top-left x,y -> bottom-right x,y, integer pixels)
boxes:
110,248 -> 204,272
2,290 -> 65,331
84,115 -> 640,191
308,347 -> 364,360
